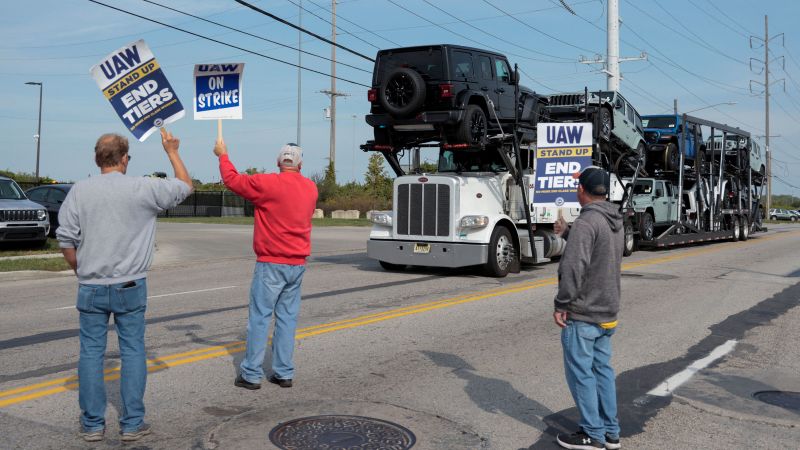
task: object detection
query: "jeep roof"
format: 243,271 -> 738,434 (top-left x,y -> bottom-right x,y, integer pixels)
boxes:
372,45 -> 511,83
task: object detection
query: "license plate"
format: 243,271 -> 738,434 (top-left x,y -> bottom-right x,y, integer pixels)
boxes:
413,243 -> 431,254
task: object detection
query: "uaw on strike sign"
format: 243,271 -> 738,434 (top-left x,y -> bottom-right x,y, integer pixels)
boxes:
533,123 -> 593,209
91,40 -> 184,142
194,63 -> 244,120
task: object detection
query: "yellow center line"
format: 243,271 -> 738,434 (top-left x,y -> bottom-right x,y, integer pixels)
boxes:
1,230 -> 797,408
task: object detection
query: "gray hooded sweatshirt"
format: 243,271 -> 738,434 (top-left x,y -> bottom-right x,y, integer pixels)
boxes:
554,201 -> 623,324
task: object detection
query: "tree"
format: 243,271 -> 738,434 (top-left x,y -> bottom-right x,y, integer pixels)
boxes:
364,153 -> 392,200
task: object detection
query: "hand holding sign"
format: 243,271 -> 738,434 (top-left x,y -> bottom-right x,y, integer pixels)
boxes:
160,128 -> 180,156
213,137 -> 228,157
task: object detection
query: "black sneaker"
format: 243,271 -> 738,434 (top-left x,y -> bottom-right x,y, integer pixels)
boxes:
234,374 -> 261,390
120,423 -> 151,442
604,434 -> 621,449
556,430 -> 604,449
268,375 -> 292,388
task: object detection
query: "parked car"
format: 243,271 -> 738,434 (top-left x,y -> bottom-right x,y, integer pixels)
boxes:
0,175 -> 49,244
364,44 -> 547,150
545,90 -> 647,172
769,208 -> 798,222
25,184 -> 72,236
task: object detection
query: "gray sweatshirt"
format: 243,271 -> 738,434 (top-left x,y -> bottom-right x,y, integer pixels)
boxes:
554,201 -> 623,324
57,172 -> 191,285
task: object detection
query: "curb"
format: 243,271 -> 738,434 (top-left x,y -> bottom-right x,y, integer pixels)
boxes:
0,270 -> 73,282
0,253 -> 62,261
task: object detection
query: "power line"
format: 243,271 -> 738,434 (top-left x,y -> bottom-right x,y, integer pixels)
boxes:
86,0 -> 371,87
480,0 -> 599,54
283,0 -> 383,50
704,0 -> 756,37
234,0 -> 374,62
644,0 -> 747,66
142,0 -> 370,73
518,67 -> 558,92
300,0 -> 402,48
419,0 -> 577,62
773,174 -> 800,190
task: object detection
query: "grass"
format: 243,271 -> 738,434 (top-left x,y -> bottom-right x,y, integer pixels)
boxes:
0,238 -> 61,257
0,257 -> 71,272
158,217 -> 371,227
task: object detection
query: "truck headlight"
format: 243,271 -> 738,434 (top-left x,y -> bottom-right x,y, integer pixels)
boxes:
37,210 -> 47,221
370,212 -> 392,226
460,215 -> 489,229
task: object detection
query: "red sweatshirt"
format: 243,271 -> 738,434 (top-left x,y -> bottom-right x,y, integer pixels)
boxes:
219,154 -> 318,265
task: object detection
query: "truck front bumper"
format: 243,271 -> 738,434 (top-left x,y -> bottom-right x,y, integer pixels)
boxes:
0,224 -> 48,242
367,239 -> 488,268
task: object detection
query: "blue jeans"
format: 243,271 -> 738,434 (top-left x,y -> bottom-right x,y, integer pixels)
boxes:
240,262 -> 305,383
77,279 -> 147,433
561,320 -> 619,443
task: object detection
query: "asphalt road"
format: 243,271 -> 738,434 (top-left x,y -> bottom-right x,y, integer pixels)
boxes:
1,222 -> 798,449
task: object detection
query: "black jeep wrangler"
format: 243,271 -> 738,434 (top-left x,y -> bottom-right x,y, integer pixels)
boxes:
364,45 -> 546,150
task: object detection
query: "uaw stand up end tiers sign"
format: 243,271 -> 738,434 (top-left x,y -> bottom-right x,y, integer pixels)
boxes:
90,39 -> 184,142
533,123 -> 593,210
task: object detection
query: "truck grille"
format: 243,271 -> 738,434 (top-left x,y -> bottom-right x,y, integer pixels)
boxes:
548,94 -> 582,107
396,183 -> 450,237
0,210 -> 39,222
643,131 -> 659,144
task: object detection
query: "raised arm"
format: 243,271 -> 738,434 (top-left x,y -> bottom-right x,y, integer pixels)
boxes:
214,138 -> 267,202
161,128 -> 193,191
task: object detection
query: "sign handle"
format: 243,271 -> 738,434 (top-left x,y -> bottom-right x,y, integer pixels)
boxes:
217,119 -> 223,143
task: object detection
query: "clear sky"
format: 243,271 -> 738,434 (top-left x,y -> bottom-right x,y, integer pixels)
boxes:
1,0 -> 799,194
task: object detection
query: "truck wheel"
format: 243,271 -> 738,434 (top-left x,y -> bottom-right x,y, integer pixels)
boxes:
379,261 -> 406,271
664,143 -> 680,171
484,226 -> 515,278
731,216 -> 741,241
623,221 -> 635,256
598,107 -> 612,141
739,217 -> 750,241
639,212 -> 655,242
456,105 -> 488,147
379,67 -> 426,118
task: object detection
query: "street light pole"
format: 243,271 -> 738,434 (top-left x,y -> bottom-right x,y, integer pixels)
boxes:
25,82 -> 43,183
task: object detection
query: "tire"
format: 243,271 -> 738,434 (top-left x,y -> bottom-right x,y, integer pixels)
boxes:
792,216 -> 798,223
636,142 -> 648,175
598,107 -> 612,141
379,67 -> 426,118
739,216 -> 750,241
455,105 -> 488,147
770,215 -> 778,221
638,212 -> 655,242
379,260 -> 406,271
731,216 -> 741,241
664,142 -> 680,172
484,226 -> 516,278
623,220 -> 635,256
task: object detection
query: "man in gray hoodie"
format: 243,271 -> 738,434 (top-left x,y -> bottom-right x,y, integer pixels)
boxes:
57,129 -> 192,443
552,166 -> 623,450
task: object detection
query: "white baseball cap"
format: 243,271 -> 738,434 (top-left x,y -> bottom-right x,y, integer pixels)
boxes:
277,143 -> 303,168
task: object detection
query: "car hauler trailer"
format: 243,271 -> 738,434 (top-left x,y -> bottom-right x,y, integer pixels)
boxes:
629,114 -> 766,249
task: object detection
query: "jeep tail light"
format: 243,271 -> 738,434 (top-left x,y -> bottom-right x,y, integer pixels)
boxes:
439,83 -> 454,99
368,88 -> 378,103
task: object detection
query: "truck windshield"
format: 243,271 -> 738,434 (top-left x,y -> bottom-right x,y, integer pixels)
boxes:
438,150 -> 508,173
632,180 -> 653,195
642,117 -> 676,128
0,180 -> 26,200
375,48 -> 443,82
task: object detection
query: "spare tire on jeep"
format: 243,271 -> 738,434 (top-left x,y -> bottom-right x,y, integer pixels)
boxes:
379,67 -> 427,118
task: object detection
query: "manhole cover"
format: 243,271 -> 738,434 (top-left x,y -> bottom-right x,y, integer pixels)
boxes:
269,415 -> 416,450
753,390 -> 800,411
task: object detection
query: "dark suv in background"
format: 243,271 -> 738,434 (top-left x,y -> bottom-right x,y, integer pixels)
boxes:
365,44 -> 547,150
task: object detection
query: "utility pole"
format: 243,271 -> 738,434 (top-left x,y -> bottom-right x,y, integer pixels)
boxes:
296,0 -> 302,145
25,81 -> 43,183
577,0 -> 646,90
750,15 -> 785,213
320,0 -> 348,182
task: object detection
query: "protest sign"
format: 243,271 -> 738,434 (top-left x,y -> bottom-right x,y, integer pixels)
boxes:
90,39 -> 184,142
532,123 -> 594,209
193,64 -> 244,120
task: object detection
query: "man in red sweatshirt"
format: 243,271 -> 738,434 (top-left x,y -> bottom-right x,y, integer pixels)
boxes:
214,138 -> 318,390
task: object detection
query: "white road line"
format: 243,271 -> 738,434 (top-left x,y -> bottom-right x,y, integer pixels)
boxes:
647,339 -> 737,397
47,285 -> 238,311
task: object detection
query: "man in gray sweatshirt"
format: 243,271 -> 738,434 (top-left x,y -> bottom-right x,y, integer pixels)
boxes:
57,129 -> 192,442
552,166 -> 624,450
